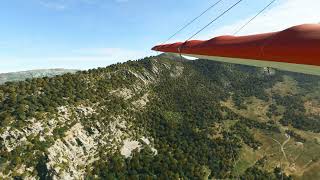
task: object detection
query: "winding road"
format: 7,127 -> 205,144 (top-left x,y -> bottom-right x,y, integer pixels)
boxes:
272,134 -> 291,162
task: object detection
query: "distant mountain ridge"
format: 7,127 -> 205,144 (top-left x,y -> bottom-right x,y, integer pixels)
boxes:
0,69 -> 78,84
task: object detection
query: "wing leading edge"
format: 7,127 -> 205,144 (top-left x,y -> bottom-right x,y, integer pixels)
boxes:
152,24 -> 320,76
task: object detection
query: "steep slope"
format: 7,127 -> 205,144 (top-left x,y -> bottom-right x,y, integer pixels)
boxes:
0,69 -> 78,85
0,54 -> 319,179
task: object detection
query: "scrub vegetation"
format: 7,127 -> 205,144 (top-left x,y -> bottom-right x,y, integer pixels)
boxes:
0,54 -> 319,179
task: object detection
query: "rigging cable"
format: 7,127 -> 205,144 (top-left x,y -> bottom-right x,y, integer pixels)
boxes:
163,0 -> 224,44
185,0 -> 243,42
177,0 -> 243,60
233,0 -> 277,35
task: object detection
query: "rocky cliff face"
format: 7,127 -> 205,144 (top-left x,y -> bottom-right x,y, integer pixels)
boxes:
0,54 -> 319,179
0,55 -> 184,179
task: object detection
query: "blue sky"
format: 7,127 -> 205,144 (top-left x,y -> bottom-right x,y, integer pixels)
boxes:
0,0 -> 319,73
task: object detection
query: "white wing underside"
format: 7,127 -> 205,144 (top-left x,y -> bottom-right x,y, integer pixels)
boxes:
174,53 -> 320,76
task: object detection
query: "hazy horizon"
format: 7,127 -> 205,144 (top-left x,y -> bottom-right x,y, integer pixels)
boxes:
1,0 -> 319,73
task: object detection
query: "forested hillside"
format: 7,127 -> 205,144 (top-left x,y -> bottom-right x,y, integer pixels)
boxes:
0,54 -> 319,179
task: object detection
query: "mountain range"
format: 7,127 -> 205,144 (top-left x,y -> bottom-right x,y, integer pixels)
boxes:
0,54 -> 319,179
0,69 -> 78,85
